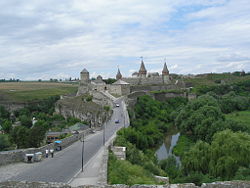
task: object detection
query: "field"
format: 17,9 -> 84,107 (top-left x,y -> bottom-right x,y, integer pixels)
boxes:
0,82 -> 78,102
183,73 -> 250,88
225,111 -> 250,126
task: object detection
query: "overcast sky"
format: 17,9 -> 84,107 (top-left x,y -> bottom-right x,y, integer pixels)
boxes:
0,0 -> 250,80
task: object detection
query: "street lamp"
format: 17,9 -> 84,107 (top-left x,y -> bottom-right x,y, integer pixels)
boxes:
80,134 -> 84,172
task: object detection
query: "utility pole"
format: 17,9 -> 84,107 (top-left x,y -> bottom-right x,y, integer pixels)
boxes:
80,134 -> 84,172
103,122 -> 105,145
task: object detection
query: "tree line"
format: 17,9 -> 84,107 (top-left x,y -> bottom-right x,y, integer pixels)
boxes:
111,81 -> 250,185
0,96 -> 84,151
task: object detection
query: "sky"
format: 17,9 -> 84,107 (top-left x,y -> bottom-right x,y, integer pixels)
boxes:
0,0 -> 250,80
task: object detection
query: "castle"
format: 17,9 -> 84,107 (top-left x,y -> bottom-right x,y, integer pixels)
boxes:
77,60 -> 182,96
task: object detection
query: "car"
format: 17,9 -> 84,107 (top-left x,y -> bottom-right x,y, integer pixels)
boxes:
115,119 -> 120,124
115,104 -> 120,107
90,129 -> 96,134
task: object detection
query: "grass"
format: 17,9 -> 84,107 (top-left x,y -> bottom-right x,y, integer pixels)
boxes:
150,89 -> 186,94
183,74 -> 250,88
173,135 -> 194,158
225,111 -> 250,126
0,82 -> 78,102
108,152 -> 160,185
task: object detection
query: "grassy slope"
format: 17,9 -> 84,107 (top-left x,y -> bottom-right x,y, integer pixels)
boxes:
183,74 -> 250,88
0,82 -> 78,102
225,111 -> 250,126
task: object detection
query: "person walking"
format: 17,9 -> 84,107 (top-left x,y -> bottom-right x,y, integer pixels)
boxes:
45,149 -> 49,158
50,149 -> 54,158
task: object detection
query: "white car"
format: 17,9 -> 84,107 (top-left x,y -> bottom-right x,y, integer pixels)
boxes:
115,104 -> 120,107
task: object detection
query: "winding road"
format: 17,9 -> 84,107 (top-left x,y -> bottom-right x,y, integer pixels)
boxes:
8,98 -> 129,183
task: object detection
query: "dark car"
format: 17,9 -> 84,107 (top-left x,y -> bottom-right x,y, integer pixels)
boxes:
115,119 -> 119,124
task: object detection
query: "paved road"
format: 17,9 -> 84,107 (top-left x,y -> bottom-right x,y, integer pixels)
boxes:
8,98 -> 128,183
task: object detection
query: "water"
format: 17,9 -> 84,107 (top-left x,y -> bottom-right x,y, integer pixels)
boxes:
156,127 -> 181,165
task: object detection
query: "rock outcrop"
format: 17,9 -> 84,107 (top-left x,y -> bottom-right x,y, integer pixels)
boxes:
55,95 -> 112,128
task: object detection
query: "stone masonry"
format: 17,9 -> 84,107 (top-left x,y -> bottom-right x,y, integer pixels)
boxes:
0,181 -> 250,188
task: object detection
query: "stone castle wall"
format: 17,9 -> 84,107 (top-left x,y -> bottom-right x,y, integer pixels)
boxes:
108,85 -> 122,95
122,76 -> 165,85
1,181 -> 249,188
130,84 -> 178,93
76,83 -> 89,96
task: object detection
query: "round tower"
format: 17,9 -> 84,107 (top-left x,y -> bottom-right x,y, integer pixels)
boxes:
116,68 -> 122,80
80,68 -> 90,84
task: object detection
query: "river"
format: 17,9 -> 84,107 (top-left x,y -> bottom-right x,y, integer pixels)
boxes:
156,126 -> 181,165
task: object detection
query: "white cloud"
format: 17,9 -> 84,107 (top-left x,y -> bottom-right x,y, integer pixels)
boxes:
0,0 -> 249,79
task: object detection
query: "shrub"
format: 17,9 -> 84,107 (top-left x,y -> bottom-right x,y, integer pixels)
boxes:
108,152 -> 158,185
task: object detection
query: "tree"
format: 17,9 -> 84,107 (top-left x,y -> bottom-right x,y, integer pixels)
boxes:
10,126 -> 29,149
28,124 -> 47,148
182,130 -> 250,179
0,106 -> 10,119
19,115 -> 32,128
1,119 -> 12,133
0,134 -> 11,151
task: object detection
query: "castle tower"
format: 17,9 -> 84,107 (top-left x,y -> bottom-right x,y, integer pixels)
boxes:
162,62 -> 169,75
80,68 -> 90,84
77,68 -> 90,96
138,60 -> 147,78
162,62 -> 170,84
116,68 -> 122,80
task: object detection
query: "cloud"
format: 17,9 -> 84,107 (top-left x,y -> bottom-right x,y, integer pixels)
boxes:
0,0 -> 250,80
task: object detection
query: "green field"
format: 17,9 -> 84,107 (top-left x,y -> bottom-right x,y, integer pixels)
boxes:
225,111 -> 250,126
183,73 -> 250,88
0,82 -> 78,102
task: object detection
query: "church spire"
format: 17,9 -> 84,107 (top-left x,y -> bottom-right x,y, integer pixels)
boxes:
116,68 -> 122,80
162,61 -> 169,75
139,57 -> 147,76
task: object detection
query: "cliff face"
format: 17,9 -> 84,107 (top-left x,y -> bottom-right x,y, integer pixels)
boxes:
55,96 -> 112,127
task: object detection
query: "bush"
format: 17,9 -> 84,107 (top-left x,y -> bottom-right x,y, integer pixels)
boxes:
159,156 -> 181,179
104,106 -> 111,111
86,95 -> 93,102
108,152 -> 159,185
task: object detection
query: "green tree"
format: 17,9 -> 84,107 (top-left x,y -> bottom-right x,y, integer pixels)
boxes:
0,134 -> 11,151
28,124 -> 47,148
10,126 -> 29,148
1,119 -> 12,133
0,106 -> 10,119
19,115 -> 32,128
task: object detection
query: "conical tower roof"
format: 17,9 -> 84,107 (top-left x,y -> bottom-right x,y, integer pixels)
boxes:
116,68 -> 122,80
162,62 -> 169,75
81,68 -> 89,73
139,60 -> 147,74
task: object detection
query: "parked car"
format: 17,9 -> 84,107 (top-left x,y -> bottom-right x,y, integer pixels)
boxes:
115,104 -> 120,107
115,119 -> 120,124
